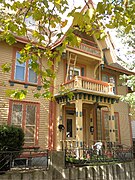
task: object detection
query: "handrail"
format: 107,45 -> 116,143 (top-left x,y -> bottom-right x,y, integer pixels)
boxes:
67,42 -> 101,57
63,76 -> 114,94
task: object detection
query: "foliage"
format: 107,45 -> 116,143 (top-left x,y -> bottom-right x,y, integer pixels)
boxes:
96,0 -> 135,33
0,125 -> 24,172
120,74 -> 135,112
0,0 -> 134,102
0,125 -> 24,151
116,26 -> 135,69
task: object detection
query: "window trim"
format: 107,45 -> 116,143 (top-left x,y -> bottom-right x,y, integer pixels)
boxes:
64,61 -> 86,82
8,100 -> 40,146
102,110 -> 121,143
11,47 -> 41,86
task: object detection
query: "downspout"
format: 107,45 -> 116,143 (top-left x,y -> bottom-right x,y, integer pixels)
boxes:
48,60 -> 56,150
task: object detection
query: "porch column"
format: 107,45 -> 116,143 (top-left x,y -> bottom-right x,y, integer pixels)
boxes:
109,104 -> 116,144
75,99 -> 83,157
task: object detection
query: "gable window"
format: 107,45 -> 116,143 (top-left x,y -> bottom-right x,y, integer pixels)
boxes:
12,49 -> 38,84
8,100 -> 40,146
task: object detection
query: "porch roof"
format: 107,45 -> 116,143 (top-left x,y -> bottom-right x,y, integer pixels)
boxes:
55,90 -> 119,105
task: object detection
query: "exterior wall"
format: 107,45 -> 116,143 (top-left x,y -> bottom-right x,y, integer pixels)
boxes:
114,85 -> 131,146
102,68 -> 132,147
0,37 -> 133,151
0,42 -> 49,149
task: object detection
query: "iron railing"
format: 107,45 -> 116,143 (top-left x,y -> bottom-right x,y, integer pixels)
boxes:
0,149 -> 49,173
65,146 -> 134,167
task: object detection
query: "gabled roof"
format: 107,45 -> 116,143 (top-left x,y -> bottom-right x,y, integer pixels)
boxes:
105,62 -> 135,75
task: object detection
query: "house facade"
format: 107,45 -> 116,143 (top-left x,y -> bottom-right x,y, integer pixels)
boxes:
53,31 -> 133,151
0,30 -> 133,151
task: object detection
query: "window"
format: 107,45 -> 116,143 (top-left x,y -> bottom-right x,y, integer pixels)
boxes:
66,110 -> 75,138
67,119 -> 73,137
114,113 -> 120,142
8,100 -> 40,146
102,111 -> 120,143
103,113 -> 110,142
28,60 -> 37,83
69,67 -> 81,80
102,73 -> 116,94
12,49 -> 38,84
67,66 -> 85,80
15,52 -> 26,81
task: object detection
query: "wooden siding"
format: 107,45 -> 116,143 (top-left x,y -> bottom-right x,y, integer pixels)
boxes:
114,86 -> 131,146
0,42 -> 49,149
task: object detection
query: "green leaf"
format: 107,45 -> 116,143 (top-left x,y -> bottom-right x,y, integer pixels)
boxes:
96,2 -> 105,14
34,93 -> 41,98
6,89 -> 27,100
1,63 -> 11,73
5,34 -> 16,45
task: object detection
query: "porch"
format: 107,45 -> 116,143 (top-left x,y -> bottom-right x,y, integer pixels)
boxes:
62,76 -> 115,95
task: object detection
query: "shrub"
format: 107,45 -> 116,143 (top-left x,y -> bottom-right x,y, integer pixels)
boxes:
0,125 -> 24,151
0,125 -> 25,172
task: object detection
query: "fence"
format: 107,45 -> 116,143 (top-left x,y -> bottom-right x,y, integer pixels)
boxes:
0,149 -> 49,174
65,145 -> 134,167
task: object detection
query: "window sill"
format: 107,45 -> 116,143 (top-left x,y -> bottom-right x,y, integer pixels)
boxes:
9,80 -> 42,90
23,146 -> 40,151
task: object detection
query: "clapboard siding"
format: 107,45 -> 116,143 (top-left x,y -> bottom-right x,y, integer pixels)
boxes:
0,42 -> 49,149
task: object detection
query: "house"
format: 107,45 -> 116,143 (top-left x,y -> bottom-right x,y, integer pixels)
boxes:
53,30 -> 134,151
0,7 -> 134,153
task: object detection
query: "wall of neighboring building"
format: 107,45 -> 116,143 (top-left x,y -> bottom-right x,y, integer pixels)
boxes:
0,41 -> 49,149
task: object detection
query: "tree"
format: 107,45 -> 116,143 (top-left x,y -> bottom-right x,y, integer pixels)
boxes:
116,25 -> 135,111
0,0 -> 134,101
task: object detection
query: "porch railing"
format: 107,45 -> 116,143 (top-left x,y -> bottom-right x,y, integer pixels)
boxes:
65,146 -> 134,167
60,140 -> 77,150
63,76 -> 114,95
67,43 -> 101,57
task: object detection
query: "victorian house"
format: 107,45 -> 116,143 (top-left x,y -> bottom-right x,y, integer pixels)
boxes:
0,5 -> 134,152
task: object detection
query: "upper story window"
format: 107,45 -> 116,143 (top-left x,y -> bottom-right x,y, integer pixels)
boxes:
28,60 -> 37,83
69,67 -> 81,80
102,73 -> 116,94
67,65 -> 85,81
15,52 -> 26,81
12,49 -> 38,84
8,100 -> 40,146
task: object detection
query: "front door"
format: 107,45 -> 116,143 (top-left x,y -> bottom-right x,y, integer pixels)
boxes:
66,114 -> 75,139
65,110 -> 76,149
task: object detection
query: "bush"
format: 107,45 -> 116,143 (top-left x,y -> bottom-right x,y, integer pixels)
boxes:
0,125 -> 25,172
